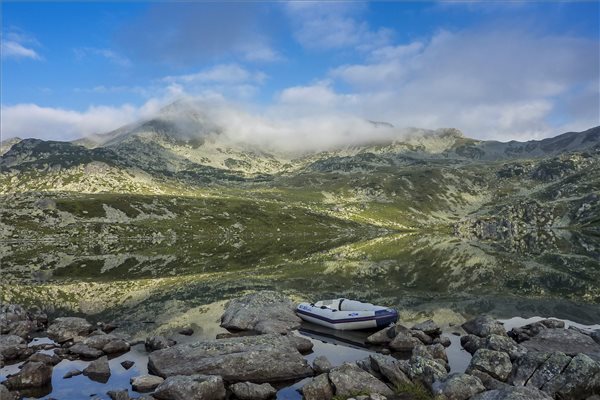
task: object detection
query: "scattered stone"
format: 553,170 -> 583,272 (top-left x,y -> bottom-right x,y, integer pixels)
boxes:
462,315 -> 506,338
178,327 -> 194,336
131,375 -> 164,392
69,343 -> 103,359
0,335 -> 31,361
432,373 -> 486,400
369,354 -> 411,387
220,291 -> 301,334
328,362 -> 393,397
121,360 -> 135,370
103,339 -> 130,354
148,333 -> 312,382
47,317 -> 93,343
412,320 -> 441,336
434,335 -> 452,347
3,361 -> 53,389
313,355 -> 333,374
485,334 -> 527,361
27,352 -> 61,365
406,355 -> 448,389
411,330 -> 433,345
83,333 -> 119,349
471,386 -> 552,399
145,336 -> 176,352
521,328 -> 600,361
389,331 -> 422,352
366,324 -> 408,345
302,373 -> 333,400
83,356 -> 111,383
229,382 -> 277,400
63,369 -> 83,379
107,390 -> 130,400
288,335 -> 313,354
467,349 -> 512,382
469,370 -> 511,391
153,374 -> 226,400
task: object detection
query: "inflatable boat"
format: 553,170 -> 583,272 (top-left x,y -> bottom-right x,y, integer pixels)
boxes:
296,299 -> 398,331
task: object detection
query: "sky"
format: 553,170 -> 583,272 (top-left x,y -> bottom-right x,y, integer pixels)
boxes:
1,1 -> 599,144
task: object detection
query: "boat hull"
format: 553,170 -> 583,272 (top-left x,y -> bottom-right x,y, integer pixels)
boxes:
296,302 -> 398,331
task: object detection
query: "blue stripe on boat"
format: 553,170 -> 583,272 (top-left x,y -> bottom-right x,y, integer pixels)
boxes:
296,308 -> 397,325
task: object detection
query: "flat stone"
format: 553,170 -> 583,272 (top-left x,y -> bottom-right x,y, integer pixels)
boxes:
369,354 -> 411,387
229,382 -> 277,400
47,317 -> 93,343
153,374 -> 226,400
471,387 -> 552,400
148,333 -> 312,382
131,374 -> 164,392
540,353 -> 600,399
3,361 -> 53,389
83,356 -> 111,383
302,374 -> 333,400
27,352 -> 61,365
462,315 -> 506,338
466,349 -> 512,382
526,352 -> 571,389
521,328 -> 600,362
220,291 -> 301,334
313,355 -> 333,374
328,362 -> 393,397
412,320 -> 441,336
69,343 -> 103,359
103,339 -> 130,354
63,368 -> 83,379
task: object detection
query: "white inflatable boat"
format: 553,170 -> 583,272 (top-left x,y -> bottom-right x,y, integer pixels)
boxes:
296,299 -> 398,331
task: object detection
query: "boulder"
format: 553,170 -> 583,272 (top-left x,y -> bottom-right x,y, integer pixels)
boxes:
432,373 -> 486,400
412,344 -> 448,364
434,336 -> 452,347
83,333 -> 119,349
145,336 -> 176,352
467,370 -> 511,391
3,361 -> 52,389
7,320 -> 36,339
466,349 -> 512,382
229,382 -> 277,400
328,362 -> 393,397
288,335 -> 313,354
153,375 -> 226,400
411,330 -> 433,345
521,328 -> 600,361
148,333 -> 312,382
406,355 -> 448,389
485,334 -> 527,361
509,352 -> 553,387
509,319 -> 565,342
412,320 -> 441,336
526,352 -> 571,389
302,374 -> 334,400
540,353 -> 600,399
366,324 -> 408,344
178,327 -> 194,336
220,291 -> 301,334
27,352 -> 61,365
461,334 -> 486,354
69,343 -> 103,359
389,331 -> 422,352
131,374 -> 164,392
313,355 -> 333,374
103,339 -> 130,354
462,315 -> 506,338
0,384 -> 16,400
471,387 -> 552,400
63,368 -> 83,379
107,390 -> 130,400
47,317 -> 93,343
369,354 -> 411,387
83,355 -> 111,383
0,335 -> 31,361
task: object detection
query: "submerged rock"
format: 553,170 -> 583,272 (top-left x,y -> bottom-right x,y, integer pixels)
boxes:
47,317 -> 93,343
220,291 -> 301,334
63,368 -> 83,379
462,315 -> 507,338
229,382 -> 277,400
120,360 -> 135,370
131,374 -> 164,392
153,374 -> 226,400
148,333 -> 312,382
3,361 -> 52,389
328,362 -> 393,397
301,373 -> 333,400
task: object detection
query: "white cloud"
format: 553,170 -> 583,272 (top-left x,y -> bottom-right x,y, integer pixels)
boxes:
1,40 -> 41,60
163,64 -> 266,85
74,47 -> 131,67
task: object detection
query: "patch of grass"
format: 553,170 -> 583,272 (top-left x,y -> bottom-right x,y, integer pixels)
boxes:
395,382 -> 440,400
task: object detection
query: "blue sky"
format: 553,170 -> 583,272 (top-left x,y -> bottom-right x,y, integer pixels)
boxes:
1,1 -> 599,143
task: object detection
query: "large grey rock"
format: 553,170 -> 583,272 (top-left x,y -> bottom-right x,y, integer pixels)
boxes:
27,352 -> 61,365
145,336 -> 175,352
412,343 -> 448,363
0,335 -> 30,361
471,387 -> 552,400
406,355 -> 448,389
526,352 -> 571,389
432,373 -> 486,400
389,331 -> 422,352
509,319 -> 565,342
83,333 -> 120,349
521,328 -> 600,361
47,317 -> 93,343
412,319 -> 441,336
485,334 -> 527,361
148,333 -> 312,382
229,382 -> 277,400
0,384 -> 16,400
6,320 -> 36,339
288,335 -> 313,354
69,343 -> 103,359
153,375 -> 226,400
328,362 -> 393,397
366,324 -> 408,344
411,329 -> 434,345
103,339 -> 130,354
462,315 -> 507,338
469,370 -> 512,391
313,355 -> 332,374
220,291 -> 301,334
3,361 -> 53,389
83,355 -> 111,383
461,334 -> 486,354
302,374 -> 333,400
107,390 -> 130,400
369,354 -> 411,387
540,353 -> 600,399
509,352 -> 552,387
466,349 -> 512,382
131,374 -> 164,392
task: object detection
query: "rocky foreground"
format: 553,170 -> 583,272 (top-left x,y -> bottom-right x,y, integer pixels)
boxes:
1,292 -> 600,400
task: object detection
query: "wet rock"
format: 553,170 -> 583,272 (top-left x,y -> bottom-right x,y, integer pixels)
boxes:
47,317 -> 93,343
485,334 -> 527,361
148,333 -> 312,382
412,320 -> 441,336
406,355 -> 448,389
466,349 -> 512,382
3,361 -> 52,389
521,328 -> 600,361
145,336 -> 176,352
328,362 -> 393,397
153,374 -> 226,400
462,315 -> 506,338
27,352 -> 61,365
471,386 -> 552,400
302,373 -> 333,400
369,354 -> 411,387
103,339 -> 130,354
0,335 -> 31,361
389,331 -> 422,352
83,356 -> 111,383
313,355 -> 333,374
107,390 -> 130,400
220,291 -> 301,334
121,360 -> 135,370
366,324 -> 408,345
288,335 -> 313,354
432,373 -> 486,400
69,343 -> 103,359
411,330 -> 433,345
461,334 -> 486,354
178,327 -> 193,336
434,335 -> 452,347
540,353 -> 600,399
63,369 -> 82,379
131,375 -> 164,392
229,382 -> 277,400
